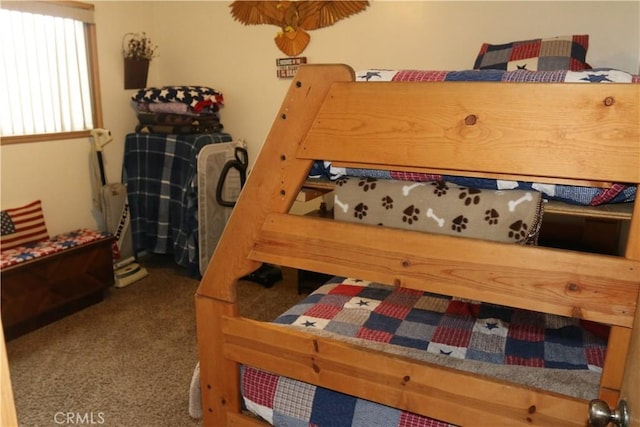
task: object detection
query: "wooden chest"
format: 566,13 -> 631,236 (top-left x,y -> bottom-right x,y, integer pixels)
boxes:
1,236 -> 114,340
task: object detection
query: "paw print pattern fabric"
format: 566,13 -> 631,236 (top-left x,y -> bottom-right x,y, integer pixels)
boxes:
334,177 -> 544,244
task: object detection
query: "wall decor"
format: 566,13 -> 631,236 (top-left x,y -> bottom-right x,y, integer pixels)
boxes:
276,56 -> 307,78
122,32 -> 157,89
230,1 -> 369,57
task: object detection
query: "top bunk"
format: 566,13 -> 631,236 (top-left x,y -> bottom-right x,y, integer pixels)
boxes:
304,67 -> 639,219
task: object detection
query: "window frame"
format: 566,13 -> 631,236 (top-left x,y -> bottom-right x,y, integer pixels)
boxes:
0,1 -> 103,145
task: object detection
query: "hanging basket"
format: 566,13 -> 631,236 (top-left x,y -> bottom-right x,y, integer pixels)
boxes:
124,58 -> 149,89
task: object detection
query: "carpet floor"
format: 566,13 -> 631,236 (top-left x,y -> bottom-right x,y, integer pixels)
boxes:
5,255 -> 306,427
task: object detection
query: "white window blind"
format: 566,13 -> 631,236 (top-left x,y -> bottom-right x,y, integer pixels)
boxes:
0,1 -> 95,138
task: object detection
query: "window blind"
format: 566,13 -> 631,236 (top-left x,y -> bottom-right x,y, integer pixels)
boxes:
0,1 -> 95,138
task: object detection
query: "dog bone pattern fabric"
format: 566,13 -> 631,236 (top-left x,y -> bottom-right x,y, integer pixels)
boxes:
333,177 -> 544,244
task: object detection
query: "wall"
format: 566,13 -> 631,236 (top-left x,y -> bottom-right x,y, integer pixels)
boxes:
154,1 -> 640,162
1,1 -> 638,236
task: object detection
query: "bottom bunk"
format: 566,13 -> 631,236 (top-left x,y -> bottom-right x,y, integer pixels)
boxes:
192,275 -> 609,426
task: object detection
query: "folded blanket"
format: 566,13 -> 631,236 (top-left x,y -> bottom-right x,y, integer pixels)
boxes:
135,123 -> 224,135
135,111 -> 224,134
131,85 -> 224,110
137,112 -> 220,126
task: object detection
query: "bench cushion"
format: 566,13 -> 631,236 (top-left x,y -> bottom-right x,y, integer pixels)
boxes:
1,228 -> 116,270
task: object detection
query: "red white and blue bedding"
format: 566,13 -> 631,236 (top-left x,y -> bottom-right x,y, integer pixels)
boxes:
309,68 -> 639,206
131,86 -> 225,135
0,228 -> 116,270
241,277 -> 607,427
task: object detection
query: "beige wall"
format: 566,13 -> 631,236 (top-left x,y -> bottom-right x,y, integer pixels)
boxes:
1,1 -> 638,235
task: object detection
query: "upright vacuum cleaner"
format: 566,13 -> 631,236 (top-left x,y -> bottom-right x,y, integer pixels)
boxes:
90,129 -> 149,288
216,146 -> 282,288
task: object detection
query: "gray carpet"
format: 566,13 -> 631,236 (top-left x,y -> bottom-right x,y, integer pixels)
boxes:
5,255 -> 305,427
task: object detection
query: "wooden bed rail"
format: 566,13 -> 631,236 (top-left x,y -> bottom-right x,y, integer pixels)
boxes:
196,64 -> 356,426
222,316 -> 588,427
299,81 -> 640,184
249,212 -> 638,328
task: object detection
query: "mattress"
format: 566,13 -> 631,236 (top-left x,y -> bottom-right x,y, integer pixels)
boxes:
241,277 -> 607,427
0,228 -> 115,270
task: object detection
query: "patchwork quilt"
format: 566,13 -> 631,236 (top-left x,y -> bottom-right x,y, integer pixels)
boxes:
241,278 -> 607,426
473,35 -> 590,71
309,68 -> 639,206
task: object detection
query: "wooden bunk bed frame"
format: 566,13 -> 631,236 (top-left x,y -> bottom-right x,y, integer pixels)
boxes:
196,64 -> 640,427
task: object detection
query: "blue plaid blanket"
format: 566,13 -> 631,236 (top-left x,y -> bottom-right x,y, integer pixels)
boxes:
123,132 -> 232,272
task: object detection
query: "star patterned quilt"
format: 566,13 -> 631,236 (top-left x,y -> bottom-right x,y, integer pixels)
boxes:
0,228 -> 115,270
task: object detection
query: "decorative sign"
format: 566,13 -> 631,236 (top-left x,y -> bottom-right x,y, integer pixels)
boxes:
276,57 -> 307,79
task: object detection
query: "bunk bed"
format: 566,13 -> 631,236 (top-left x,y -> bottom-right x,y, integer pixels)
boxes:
194,64 -> 640,426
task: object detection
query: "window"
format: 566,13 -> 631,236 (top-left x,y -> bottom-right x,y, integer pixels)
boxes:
0,1 -> 102,144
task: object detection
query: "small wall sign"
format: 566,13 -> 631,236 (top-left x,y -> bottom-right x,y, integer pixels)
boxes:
276,57 -> 307,79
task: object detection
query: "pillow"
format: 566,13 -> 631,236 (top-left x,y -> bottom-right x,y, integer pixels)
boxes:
334,178 -> 543,244
473,35 -> 589,71
1,200 -> 50,251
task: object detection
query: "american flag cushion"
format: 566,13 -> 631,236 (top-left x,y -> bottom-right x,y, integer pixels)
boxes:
1,200 -> 49,251
473,35 -> 590,71
0,228 -> 115,270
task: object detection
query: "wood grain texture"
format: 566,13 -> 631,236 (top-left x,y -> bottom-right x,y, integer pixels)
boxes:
223,316 -> 587,427
250,213 -> 638,327
196,64 -> 640,426
300,82 -> 640,184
